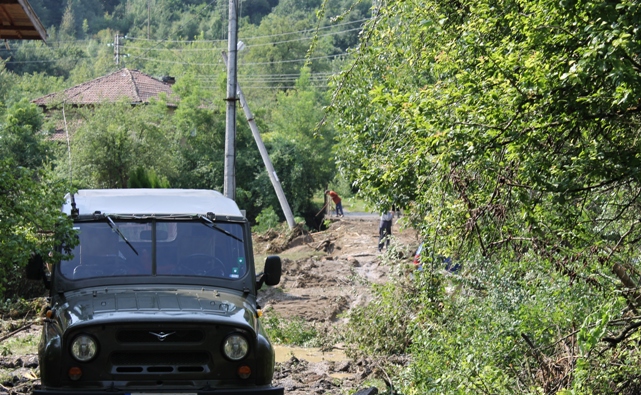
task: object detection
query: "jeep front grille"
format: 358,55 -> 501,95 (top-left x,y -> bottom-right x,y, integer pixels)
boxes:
111,351 -> 209,374
64,322 -> 249,382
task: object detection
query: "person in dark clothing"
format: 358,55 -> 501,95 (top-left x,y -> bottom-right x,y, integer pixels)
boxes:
325,190 -> 344,217
378,208 -> 395,252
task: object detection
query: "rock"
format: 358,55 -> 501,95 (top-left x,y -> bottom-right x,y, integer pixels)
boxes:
334,360 -> 350,372
353,387 -> 379,395
287,234 -> 314,249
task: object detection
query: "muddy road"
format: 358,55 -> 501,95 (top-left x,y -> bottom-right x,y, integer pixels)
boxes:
256,214 -> 418,394
0,215 -> 419,395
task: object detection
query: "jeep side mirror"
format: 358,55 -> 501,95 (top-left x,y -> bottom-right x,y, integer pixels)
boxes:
263,256 -> 281,286
26,253 -> 44,280
256,256 -> 281,289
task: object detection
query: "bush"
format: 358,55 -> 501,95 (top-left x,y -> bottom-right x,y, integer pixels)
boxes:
262,312 -> 320,347
342,253 -> 638,394
253,207 -> 281,233
127,166 -> 170,188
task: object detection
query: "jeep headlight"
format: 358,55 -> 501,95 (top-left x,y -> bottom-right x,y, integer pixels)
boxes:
71,334 -> 98,362
223,334 -> 248,361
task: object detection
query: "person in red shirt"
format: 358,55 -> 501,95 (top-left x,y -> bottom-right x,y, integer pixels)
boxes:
325,190 -> 344,217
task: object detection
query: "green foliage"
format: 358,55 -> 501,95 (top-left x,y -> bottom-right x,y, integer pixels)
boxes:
344,253 -> 631,394
127,166 -> 170,188
262,311 -> 320,346
0,103 -> 75,297
259,68 -> 336,216
0,158 -> 75,297
0,100 -> 73,295
0,100 -> 52,169
253,207 -> 281,232
332,0 -> 641,391
343,251 -> 444,356
69,100 -> 176,188
0,298 -> 46,319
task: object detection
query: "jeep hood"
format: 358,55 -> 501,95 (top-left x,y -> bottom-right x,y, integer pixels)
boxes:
54,286 -> 258,334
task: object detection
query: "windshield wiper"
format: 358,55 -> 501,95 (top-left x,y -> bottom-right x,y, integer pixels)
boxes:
106,216 -> 139,256
198,215 -> 244,242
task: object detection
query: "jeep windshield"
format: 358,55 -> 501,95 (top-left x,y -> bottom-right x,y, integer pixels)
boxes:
60,220 -> 248,280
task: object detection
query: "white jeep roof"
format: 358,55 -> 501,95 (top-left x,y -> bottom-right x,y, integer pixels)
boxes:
63,189 -> 243,217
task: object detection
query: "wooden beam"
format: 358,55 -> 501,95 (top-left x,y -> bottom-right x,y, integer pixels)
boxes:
0,25 -> 36,31
0,5 -> 13,24
0,0 -> 46,41
16,0 -> 45,40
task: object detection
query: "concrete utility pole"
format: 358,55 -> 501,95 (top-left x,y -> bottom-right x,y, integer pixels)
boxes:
147,0 -> 151,39
223,0 -> 239,200
114,32 -> 120,65
222,52 -> 296,229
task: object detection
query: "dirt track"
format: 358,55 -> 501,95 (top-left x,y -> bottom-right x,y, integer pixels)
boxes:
0,215 -> 419,395
255,214 -> 419,394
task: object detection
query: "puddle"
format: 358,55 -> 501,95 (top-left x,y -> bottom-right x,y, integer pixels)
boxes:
329,372 -> 352,379
274,345 -> 348,364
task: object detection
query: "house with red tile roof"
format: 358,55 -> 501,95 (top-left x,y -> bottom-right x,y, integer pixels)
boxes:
32,68 -> 178,141
33,68 -> 177,110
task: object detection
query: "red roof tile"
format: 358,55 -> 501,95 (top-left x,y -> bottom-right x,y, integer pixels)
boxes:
32,68 -> 177,108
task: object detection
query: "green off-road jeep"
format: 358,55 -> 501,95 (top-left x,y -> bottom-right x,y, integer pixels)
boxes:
27,189 -> 283,395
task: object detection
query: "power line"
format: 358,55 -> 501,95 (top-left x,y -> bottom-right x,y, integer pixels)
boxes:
241,53 -> 347,65
3,57 -> 84,64
242,18 -> 368,40
128,52 -> 347,66
123,26 -> 362,53
243,27 -> 362,47
130,0 -> 221,63
0,19 -> 366,56
197,84 -> 330,90
192,73 -> 334,79
122,45 -> 227,52
124,17 -> 369,43
125,36 -> 227,44
128,55 -> 223,66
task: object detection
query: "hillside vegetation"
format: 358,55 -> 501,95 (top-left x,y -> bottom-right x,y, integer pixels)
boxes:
3,0 -> 641,393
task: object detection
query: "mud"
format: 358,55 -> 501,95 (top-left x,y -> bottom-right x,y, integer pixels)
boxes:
0,214 -> 419,395
257,215 -> 418,394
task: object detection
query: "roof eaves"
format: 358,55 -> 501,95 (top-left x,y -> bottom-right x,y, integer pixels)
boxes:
16,0 -> 46,41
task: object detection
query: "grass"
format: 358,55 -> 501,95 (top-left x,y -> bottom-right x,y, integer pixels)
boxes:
311,192 -> 372,214
342,196 -> 370,213
0,332 -> 38,357
262,312 -> 321,347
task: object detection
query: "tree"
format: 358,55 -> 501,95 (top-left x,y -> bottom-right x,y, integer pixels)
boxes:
241,13 -> 320,83
0,106 -> 74,298
263,67 -> 335,216
331,0 -> 641,392
0,99 -> 53,169
127,166 -> 170,188
70,100 -> 176,188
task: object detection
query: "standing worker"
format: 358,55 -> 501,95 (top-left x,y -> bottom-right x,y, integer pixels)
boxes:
378,206 -> 395,252
325,190 -> 344,217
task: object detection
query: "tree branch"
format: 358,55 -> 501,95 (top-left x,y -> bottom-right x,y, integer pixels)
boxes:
602,320 -> 641,346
